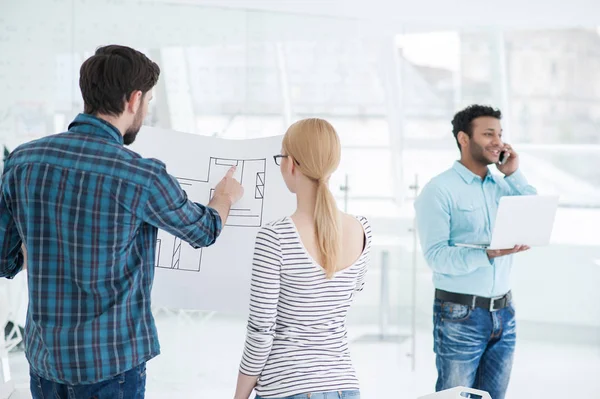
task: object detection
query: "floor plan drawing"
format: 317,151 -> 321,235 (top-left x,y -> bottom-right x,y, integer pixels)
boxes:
155,157 -> 267,272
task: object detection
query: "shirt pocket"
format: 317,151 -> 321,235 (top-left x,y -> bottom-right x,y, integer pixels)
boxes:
453,200 -> 484,231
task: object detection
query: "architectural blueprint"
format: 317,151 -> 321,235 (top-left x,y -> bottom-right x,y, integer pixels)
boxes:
131,127 -> 295,314
155,157 -> 267,273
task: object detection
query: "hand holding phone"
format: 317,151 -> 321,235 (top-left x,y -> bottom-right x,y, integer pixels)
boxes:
496,144 -> 519,176
498,150 -> 509,165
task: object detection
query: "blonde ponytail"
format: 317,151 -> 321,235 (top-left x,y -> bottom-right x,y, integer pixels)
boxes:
282,118 -> 342,278
314,180 -> 341,279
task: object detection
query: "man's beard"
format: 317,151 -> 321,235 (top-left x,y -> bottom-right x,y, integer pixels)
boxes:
123,108 -> 144,145
470,141 -> 499,165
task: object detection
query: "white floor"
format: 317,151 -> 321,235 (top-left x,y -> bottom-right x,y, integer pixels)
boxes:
6,312 -> 600,398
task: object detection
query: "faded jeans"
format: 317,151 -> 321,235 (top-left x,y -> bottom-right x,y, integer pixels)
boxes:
433,298 -> 516,399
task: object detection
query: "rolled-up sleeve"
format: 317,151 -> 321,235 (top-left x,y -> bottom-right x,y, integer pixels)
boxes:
141,164 -> 222,248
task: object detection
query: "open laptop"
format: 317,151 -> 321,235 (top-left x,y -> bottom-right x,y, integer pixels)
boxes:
454,195 -> 559,250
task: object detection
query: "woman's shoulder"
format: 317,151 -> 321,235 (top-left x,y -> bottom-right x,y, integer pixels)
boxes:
256,216 -> 293,236
340,213 -> 372,245
341,213 -> 371,230
262,216 -> 291,229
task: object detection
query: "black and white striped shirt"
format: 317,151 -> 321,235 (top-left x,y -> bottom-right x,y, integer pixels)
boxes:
240,215 -> 372,398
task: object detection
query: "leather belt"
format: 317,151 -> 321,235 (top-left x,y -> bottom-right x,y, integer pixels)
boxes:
435,289 -> 512,312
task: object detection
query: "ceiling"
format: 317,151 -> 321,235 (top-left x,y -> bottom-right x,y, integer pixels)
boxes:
138,0 -> 600,30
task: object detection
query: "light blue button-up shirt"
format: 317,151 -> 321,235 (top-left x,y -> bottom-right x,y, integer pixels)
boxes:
414,161 -> 537,297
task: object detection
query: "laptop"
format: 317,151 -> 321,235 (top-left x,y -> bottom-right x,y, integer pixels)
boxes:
454,195 -> 559,250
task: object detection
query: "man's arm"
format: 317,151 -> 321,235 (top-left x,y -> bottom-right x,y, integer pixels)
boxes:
0,191 -> 24,279
497,144 -> 537,196
414,183 -> 493,276
141,165 -> 242,248
504,169 -> 537,196
206,166 -> 244,225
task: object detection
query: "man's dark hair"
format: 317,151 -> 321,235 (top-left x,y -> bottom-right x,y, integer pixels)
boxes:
451,104 -> 502,151
79,45 -> 160,116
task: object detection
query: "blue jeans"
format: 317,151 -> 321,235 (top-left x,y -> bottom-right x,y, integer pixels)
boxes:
433,298 -> 516,399
255,390 -> 360,399
30,362 -> 146,399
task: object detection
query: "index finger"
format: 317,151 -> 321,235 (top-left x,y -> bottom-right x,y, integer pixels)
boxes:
226,166 -> 236,178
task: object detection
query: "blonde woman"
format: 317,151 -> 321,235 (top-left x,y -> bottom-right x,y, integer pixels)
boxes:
234,119 -> 372,399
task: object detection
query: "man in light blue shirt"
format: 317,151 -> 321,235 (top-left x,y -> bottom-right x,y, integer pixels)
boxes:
414,105 -> 536,399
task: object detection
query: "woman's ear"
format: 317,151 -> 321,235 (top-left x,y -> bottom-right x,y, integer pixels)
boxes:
284,155 -> 296,176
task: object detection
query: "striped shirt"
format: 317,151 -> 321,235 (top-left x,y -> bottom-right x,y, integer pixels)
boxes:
240,216 -> 372,398
0,113 -> 222,384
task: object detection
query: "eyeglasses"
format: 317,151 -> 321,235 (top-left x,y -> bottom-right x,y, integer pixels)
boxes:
273,154 -> 300,166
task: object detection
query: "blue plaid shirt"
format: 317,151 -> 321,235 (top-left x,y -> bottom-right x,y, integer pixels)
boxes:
0,114 -> 222,384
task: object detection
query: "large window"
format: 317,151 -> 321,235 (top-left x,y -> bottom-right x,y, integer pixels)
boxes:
397,29 -> 600,206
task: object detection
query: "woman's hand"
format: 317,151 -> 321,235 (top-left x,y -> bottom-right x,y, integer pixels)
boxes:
233,372 -> 258,399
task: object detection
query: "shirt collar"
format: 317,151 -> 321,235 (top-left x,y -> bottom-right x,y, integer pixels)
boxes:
68,113 -> 124,145
452,161 -> 496,184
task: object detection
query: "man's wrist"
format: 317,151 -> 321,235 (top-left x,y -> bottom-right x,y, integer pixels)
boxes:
504,168 -> 525,179
212,192 -> 233,208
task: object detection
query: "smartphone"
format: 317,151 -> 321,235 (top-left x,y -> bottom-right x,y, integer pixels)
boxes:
498,150 -> 508,165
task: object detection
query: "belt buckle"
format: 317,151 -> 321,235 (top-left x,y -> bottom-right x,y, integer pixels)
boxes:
489,297 -> 498,312
489,295 -> 505,312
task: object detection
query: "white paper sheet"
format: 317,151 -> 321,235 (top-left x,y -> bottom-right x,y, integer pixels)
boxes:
131,127 -> 295,314
418,387 -> 491,399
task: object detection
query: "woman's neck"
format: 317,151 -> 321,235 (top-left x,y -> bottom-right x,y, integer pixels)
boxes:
293,180 -> 318,220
